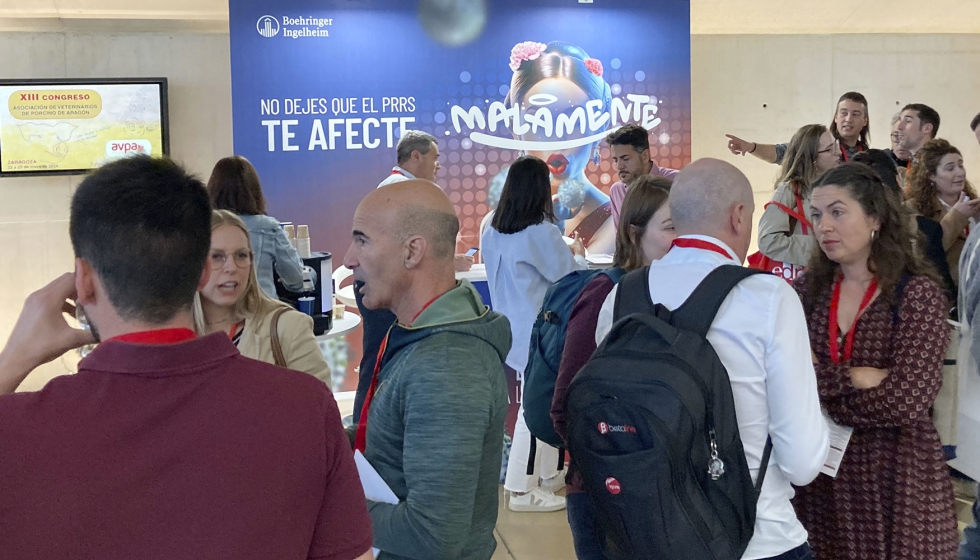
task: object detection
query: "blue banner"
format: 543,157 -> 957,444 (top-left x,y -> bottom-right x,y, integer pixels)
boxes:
230,0 -> 691,261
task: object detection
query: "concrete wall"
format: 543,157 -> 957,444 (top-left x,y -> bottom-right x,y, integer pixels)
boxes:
692,34 -> 980,251
0,30 -> 232,390
3,28 -> 980,391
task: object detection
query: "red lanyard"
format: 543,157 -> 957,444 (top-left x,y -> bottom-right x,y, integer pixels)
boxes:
790,181 -> 811,235
391,168 -> 405,177
353,292 -> 445,453
828,276 -> 879,364
670,238 -> 734,260
838,142 -> 865,163
796,196 -> 810,235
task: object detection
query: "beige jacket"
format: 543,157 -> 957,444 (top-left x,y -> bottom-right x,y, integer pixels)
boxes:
910,201 -> 971,284
757,181 -> 815,267
237,308 -> 331,386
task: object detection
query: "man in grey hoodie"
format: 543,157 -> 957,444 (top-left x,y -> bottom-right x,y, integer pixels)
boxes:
343,179 -> 511,560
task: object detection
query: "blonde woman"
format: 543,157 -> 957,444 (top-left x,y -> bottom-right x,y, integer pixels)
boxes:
194,210 -> 330,384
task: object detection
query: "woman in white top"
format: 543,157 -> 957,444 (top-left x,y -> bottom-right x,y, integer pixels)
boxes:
482,155 -> 585,513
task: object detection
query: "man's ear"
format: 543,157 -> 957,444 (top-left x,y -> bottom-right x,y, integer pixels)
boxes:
74,258 -> 98,306
197,260 -> 212,291
729,203 -> 745,235
403,235 -> 427,269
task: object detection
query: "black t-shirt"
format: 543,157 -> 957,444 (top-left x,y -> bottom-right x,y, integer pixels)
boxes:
916,215 -> 957,311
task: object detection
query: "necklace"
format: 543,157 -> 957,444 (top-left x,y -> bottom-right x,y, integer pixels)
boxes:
205,315 -> 238,326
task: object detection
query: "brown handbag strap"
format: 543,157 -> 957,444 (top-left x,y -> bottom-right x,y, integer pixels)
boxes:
269,308 -> 288,368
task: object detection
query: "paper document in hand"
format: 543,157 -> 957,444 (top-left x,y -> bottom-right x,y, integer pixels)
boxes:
354,450 -> 398,504
354,450 -> 398,557
820,412 -> 853,478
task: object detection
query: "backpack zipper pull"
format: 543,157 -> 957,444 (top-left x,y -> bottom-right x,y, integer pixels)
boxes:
708,429 -> 725,480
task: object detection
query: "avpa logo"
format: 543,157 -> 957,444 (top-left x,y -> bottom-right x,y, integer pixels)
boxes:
597,422 -> 637,435
257,15 -> 280,38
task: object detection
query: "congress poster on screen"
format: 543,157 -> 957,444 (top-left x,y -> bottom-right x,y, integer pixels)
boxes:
230,0 -> 691,260
0,83 -> 166,174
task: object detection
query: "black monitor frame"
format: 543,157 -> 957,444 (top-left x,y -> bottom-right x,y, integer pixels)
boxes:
0,77 -> 169,177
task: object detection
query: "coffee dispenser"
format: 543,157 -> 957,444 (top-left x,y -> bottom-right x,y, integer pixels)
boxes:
276,252 -> 333,335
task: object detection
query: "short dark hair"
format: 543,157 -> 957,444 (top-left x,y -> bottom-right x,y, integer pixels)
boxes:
207,156 -> 267,215
971,112 -> 980,132
830,91 -> 871,147
902,103 -> 940,138
396,131 -> 437,164
70,156 -> 211,324
606,124 -> 650,153
491,156 -> 555,234
851,149 -> 901,195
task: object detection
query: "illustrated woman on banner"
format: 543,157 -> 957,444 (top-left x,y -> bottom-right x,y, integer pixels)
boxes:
505,41 -> 615,254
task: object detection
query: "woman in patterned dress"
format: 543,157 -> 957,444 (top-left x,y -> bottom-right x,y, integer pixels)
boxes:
792,163 -> 959,559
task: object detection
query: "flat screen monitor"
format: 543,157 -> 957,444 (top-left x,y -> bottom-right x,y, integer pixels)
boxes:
0,78 -> 169,176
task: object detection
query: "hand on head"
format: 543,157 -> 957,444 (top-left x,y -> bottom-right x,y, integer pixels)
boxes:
0,273 -> 95,393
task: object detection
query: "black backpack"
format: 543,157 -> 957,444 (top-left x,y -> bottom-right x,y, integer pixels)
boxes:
523,267 -> 626,450
565,264 -> 772,560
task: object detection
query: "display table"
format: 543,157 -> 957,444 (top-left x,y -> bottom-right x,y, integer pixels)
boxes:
316,312 -> 361,341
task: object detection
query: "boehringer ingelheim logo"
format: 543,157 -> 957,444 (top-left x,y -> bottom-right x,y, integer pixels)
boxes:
257,15 -> 280,38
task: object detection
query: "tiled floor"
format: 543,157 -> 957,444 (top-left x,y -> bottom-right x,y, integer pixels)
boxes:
492,487 -> 575,560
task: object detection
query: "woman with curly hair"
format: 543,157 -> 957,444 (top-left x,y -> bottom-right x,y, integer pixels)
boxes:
793,163 -> 958,559
905,139 -> 980,284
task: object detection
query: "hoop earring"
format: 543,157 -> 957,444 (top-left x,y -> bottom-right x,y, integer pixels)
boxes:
871,230 -> 879,242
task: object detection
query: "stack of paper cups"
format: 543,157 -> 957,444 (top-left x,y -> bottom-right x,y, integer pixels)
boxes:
296,225 -> 311,258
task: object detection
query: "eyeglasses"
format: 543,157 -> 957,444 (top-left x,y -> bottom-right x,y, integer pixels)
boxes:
210,249 -> 253,270
817,141 -> 840,155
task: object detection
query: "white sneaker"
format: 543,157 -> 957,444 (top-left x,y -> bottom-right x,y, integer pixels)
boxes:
540,470 -> 567,493
508,488 -> 567,513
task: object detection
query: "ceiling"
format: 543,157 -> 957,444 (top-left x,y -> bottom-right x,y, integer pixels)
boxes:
1,0 -> 979,34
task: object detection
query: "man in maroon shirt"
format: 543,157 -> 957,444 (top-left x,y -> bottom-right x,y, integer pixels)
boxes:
0,156 -> 373,560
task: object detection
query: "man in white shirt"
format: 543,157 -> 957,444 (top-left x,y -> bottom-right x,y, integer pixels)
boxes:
595,158 -> 829,560
377,130 -> 441,188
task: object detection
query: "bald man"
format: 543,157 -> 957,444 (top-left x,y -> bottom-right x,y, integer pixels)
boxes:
343,180 -> 511,560
595,159 -> 828,560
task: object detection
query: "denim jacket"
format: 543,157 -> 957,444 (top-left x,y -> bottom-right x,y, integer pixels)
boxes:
239,214 -> 305,299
